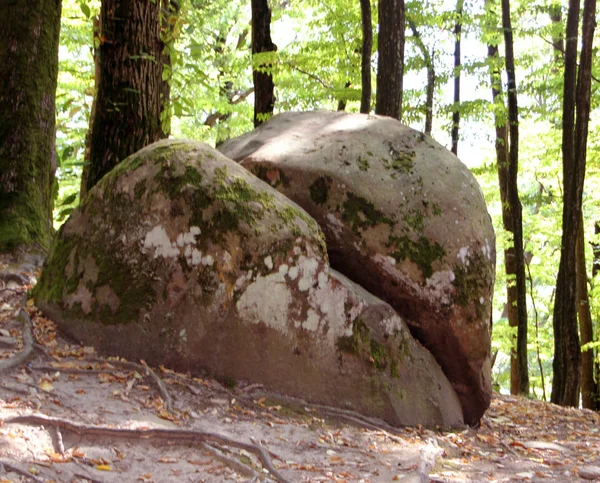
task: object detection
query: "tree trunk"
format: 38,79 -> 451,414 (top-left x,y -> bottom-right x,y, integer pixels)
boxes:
451,0 -> 463,155
577,217 -> 597,409
375,0 -> 405,120
251,0 -> 276,127
486,31 -> 520,394
551,0 -> 595,406
81,0 -> 171,197
502,0 -> 529,395
360,0 -> 373,114
0,0 -> 61,252
408,20 -> 435,135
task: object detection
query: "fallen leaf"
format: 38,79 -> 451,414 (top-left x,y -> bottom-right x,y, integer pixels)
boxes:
95,464 -> 112,471
158,457 -> 178,463
39,380 -> 54,392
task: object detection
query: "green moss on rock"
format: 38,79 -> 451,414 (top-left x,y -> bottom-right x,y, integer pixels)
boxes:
33,230 -> 80,303
337,318 -> 401,378
309,176 -> 332,205
387,235 -> 446,279
341,193 -> 394,234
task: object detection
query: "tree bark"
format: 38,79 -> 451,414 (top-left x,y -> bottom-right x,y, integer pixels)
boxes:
551,0 -> 595,406
577,218 -> 596,409
486,27 -> 519,395
408,20 -> 435,135
251,0 -> 276,127
451,0 -> 463,155
375,0 -> 405,120
81,0 -> 172,197
360,0 -> 373,114
0,0 -> 61,252
502,0 -> 529,395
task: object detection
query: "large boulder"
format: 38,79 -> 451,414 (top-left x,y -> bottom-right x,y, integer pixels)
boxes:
220,111 -> 495,425
34,139 -> 463,427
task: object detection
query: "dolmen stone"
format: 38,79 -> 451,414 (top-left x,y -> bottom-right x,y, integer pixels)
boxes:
34,139 -> 464,427
220,111 -> 496,425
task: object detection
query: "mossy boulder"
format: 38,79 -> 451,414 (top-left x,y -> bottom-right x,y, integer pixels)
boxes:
34,139 -> 463,427
220,111 -> 496,426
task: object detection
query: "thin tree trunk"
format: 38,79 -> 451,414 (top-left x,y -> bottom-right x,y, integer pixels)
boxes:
251,0 -> 276,127
451,0 -> 463,155
594,221 -> 600,409
0,0 -> 61,252
337,81 -> 352,111
551,0 -> 593,406
486,33 -> 519,395
360,0 -> 373,114
375,0 -> 405,120
81,0 -> 171,197
577,218 -> 596,409
408,20 -> 435,135
502,0 -> 529,395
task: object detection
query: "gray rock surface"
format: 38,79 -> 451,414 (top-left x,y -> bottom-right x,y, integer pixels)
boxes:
220,111 -> 496,425
34,139 -> 463,428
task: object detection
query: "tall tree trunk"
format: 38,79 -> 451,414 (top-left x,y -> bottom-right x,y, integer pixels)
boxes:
486,26 -> 519,394
81,0 -> 171,197
552,0 -> 596,406
577,218 -> 597,409
360,0 -> 373,114
502,0 -> 529,395
408,20 -> 435,135
594,221 -> 600,408
375,0 -> 405,120
0,0 -> 62,252
451,0 -> 463,155
251,0 -> 276,127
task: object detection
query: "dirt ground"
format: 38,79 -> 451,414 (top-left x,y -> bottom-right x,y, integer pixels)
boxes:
1,253 -> 599,483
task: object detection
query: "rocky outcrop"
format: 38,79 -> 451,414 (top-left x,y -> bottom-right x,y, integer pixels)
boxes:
220,111 -> 495,425
34,139 -> 464,428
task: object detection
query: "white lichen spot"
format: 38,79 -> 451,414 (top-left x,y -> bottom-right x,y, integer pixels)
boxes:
279,264 -> 289,276
297,257 -> 319,291
326,213 -> 345,239
191,249 -> 202,266
202,255 -> 214,266
143,225 -> 179,259
317,270 -> 329,288
288,266 -> 299,280
179,328 -> 187,342
293,246 -> 302,256
236,273 -> 292,331
457,246 -> 469,264
386,256 -> 397,266
425,270 -> 456,305
264,255 -> 273,270
303,309 -> 320,331
480,297 -> 485,305
381,316 -> 404,336
190,226 -> 201,236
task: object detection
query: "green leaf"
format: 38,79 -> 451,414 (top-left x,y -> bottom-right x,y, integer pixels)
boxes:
80,2 -> 91,18
59,193 -> 78,206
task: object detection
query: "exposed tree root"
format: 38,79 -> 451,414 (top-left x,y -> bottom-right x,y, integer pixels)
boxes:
2,413 -> 290,483
0,308 -> 34,371
202,442 -> 261,480
244,390 -> 413,443
0,459 -> 45,482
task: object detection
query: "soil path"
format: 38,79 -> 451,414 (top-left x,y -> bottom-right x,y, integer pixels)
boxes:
0,253 -> 599,482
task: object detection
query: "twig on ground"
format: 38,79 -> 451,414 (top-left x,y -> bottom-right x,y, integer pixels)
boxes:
202,442 -> 261,479
86,358 -> 174,413
3,413 -> 291,483
73,472 -> 105,483
0,308 -> 34,371
0,459 -> 45,482
55,425 -> 65,454
501,441 -> 520,457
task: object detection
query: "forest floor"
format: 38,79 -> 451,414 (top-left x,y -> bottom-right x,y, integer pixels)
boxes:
0,253 -> 599,483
